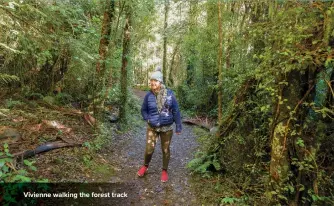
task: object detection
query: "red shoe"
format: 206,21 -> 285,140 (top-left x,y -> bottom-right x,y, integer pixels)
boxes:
137,166 -> 148,177
161,170 -> 168,182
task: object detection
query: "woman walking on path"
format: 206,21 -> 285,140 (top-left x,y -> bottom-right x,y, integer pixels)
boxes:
137,67 -> 182,182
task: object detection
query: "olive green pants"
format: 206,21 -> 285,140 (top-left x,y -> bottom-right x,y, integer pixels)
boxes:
144,127 -> 173,170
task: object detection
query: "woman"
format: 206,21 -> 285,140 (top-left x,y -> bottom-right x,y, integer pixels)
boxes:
137,67 -> 182,182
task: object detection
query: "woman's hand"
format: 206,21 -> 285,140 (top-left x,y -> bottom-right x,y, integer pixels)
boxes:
175,132 -> 181,135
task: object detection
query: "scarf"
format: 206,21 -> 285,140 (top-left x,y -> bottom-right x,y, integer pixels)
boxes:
153,84 -> 167,113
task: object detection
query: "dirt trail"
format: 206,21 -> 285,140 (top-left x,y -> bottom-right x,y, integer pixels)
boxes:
102,89 -> 201,205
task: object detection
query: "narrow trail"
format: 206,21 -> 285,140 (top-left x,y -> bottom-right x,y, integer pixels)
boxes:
102,89 -> 201,205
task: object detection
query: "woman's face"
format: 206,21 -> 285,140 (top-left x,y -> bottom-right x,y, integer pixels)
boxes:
150,79 -> 161,91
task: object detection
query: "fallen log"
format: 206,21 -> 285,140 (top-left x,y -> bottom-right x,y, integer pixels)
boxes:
0,141 -> 82,160
182,119 -> 212,130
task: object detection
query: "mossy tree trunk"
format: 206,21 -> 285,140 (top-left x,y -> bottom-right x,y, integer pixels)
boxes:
168,41 -> 180,87
94,0 -> 115,116
269,70 -> 304,204
217,0 -> 223,126
119,6 -> 131,122
290,7 -> 334,205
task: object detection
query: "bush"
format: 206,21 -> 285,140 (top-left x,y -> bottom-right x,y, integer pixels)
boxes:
24,92 -> 44,100
55,93 -> 74,105
5,99 -> 24,109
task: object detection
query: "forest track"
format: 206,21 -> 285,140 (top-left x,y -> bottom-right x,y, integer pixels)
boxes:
101,89 -> 201,205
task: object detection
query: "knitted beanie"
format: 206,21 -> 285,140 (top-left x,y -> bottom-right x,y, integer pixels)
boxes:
150,66 -> 163,83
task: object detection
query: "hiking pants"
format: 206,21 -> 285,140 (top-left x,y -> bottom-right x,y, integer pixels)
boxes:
144,127 -> 173,170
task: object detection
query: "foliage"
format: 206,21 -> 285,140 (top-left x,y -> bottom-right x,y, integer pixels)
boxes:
42,96 -> 56,105
0,143 -> 48,205
0,0 -> 101,99
0,143 -> 43,182
0,0 -> 156,120
0,73 -> 20,86
184,1 -> 334,205
5,98 -> 24,109
187,152 -> 221,177
23,92 -> 44,100
220,196 -> 249,205
55,92 -> 74,105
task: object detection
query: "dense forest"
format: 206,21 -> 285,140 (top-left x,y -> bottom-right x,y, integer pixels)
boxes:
1,0 -> 333,205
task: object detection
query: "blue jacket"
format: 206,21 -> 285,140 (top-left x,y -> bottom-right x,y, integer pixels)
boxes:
141,89 -> 182,133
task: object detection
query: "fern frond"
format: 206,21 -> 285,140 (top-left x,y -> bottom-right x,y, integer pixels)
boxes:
0,73 -> 20,86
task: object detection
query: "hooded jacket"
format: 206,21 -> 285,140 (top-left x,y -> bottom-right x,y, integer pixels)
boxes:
141,89 -> 182,133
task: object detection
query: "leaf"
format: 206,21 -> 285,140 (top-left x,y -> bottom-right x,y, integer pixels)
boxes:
195,161 -> 211,173
0,159 -> 6,167
212,160 -> 221,171
311,194 -> 318,201
299,185 -> 305,191
30,166 -> 37,171
278,194 -> 288,200
296,138 -> 305,147
13,175 -> 31,182
278,81 -> 288,85
288,185 -> 295,193
3,165 -> 9,173
221,197 -> 236,204
0,43 -> 21,53
37,178 -> 49,183
24,160 -> 32,166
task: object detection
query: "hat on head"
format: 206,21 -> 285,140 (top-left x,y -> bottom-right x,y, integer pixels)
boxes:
150,66 -> 163,83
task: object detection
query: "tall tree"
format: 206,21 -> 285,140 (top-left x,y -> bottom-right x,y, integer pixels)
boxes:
163,0 -> 169,84
217,0 -> 223,126
104,1 -> 126,101
119,4 -> 132,121
168,41 -> 180,86
94,0 -> 115,115
185,0 -> 198,86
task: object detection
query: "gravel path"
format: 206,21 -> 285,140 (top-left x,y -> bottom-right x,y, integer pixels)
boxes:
101,89 -> 201,205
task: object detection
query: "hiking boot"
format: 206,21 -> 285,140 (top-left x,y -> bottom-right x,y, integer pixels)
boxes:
161,170 -> 168,182
137,165 -> 148,177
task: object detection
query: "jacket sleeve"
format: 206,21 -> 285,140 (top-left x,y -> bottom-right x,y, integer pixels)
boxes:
141,93 -> 149,121
171,92 -> 182,133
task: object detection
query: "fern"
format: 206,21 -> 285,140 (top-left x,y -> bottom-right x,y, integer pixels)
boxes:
0,73 -> 20,86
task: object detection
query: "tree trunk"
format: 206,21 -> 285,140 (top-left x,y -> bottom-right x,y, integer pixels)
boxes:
168,42 -> 180,87
185,0 -> 198,86
163,0 -> 169,84
217,0 -> 223,126
103,1 -> 125,103
269,71 -> 302,204
226,36 -> 231,70
290,8 -> 334,205
94,0 -> 115,116
119,6 -> 131,122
